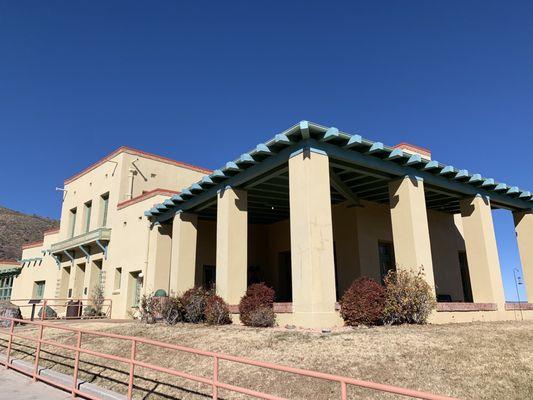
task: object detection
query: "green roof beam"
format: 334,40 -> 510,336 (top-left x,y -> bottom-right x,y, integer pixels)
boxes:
300,120 -> 310,139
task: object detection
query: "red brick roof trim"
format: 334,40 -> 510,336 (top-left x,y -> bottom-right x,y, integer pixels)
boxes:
0,259 -> 20,265
393,142 -> 431,158
43,228 -> 60,236
64,146 -> 212,185
117,188 -> 180,210
21,241 -> 44,250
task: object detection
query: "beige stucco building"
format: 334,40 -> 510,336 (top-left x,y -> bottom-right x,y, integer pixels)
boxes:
11,147 -> 209,318
10,122 -> 533,327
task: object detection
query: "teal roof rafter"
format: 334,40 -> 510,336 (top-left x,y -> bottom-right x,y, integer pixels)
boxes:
146,121 -> 533,222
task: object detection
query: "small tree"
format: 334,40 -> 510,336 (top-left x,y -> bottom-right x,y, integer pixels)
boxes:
382,268 -> 437,325
91,280 -> 105,316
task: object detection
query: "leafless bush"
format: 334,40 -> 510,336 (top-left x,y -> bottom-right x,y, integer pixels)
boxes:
382,268 -> 436,325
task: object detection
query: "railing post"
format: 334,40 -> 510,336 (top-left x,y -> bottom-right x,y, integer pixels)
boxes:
72,331 -> 83,398
5,319 -> 14,369
341,381 -> 347,400
108,299 -> 113,319
127,339 -> 136,399
212,355 -> 219,400
33,323 -> 44,381
41,300 -> 47,321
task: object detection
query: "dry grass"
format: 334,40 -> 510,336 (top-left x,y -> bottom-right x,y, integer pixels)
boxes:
1,320 -> 532,400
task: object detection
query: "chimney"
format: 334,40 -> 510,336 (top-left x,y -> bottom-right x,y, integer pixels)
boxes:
393,142 -> 431,160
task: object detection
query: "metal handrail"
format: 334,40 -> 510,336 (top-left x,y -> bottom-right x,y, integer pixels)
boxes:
8,298 -> 112,321
0,316 -> 458,400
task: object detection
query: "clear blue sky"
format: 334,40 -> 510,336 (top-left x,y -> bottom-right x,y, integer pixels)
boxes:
0,1 -> 531,301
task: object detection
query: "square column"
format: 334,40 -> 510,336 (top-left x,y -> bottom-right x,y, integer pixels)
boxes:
289,148 -> 338,327
145,222 -> 172,294
513,211 -> 533,302
388,176 -> 436,290
460,195 -> 505,304
216,187 -> 248,304
169,212 -> 198,296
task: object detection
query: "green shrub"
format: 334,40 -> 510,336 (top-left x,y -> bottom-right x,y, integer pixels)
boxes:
181,287 -> 210,323
205,294 -> 232,325
340,277 -> 385,326
382,269 -> 437,325
239,283 -> 276,327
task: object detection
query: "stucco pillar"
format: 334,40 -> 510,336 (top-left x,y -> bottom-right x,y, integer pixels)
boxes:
146,222 -> 172,294
216,187 -> 248,305
513,211 -> 533,302
460,195 -> 505,304
388,176 -> 436,290
289,148 -> 338,327
169,212 -> 198,296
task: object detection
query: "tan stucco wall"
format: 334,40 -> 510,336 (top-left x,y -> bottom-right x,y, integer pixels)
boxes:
11,231 -> 60,318
118,152 -> 208,202
11,148 -> 207,319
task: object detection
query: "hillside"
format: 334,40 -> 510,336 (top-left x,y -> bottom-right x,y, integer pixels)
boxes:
0,206 -> 59,260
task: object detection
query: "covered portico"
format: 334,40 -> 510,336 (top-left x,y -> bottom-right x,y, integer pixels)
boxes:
145,121 -> 533,327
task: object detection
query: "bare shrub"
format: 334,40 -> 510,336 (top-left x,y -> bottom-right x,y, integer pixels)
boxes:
247,306 -> 276,327
159,296 -> 184,325
139,293 -> 158,324
340,277 -> 385,326
181,287 -> 210,323
239,283 -> 276,327
205,294 -> 232,325
382,268 -> 437,325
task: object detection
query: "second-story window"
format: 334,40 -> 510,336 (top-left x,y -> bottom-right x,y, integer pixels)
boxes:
84,201 -> 92,233
69,207 -> 77,238
100,193 -> 109,227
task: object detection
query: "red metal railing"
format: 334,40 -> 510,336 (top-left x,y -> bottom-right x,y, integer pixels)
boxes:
8,298 -> 112,321
0,316 -> 458,400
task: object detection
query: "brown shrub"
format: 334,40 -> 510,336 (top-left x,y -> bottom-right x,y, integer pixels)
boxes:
205,294 -> 232,325
382,268 -> 437,325
247,306 -> 276,327
239,283 -> 275,327
159,296 -> 185,325
181,287 -> 210,323
340,277 -> 385,326
139,293 -> 158,324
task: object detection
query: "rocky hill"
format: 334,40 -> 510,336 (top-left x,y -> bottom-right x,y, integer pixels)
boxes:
0,206 -> 59,260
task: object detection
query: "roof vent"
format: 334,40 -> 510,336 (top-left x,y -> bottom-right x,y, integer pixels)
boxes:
393,142 -> 431,160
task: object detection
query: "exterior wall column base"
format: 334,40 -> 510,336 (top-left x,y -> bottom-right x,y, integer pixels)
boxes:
290,312 -> 342,329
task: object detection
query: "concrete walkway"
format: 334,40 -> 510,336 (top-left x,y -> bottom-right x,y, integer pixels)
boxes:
0,369 -> 70,400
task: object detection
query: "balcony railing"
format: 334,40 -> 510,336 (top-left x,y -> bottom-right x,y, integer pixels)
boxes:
50,227 -> 112,254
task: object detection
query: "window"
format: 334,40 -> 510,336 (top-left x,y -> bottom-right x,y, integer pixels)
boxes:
0,274 -> 14,300
34,281 -> 46,299
100,193 -> 109,227
84,201 -> 92,233
458,251 -> 473,302
378,241 -> 396,282
69,208 -> 77,238
114,267 -> 122,291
